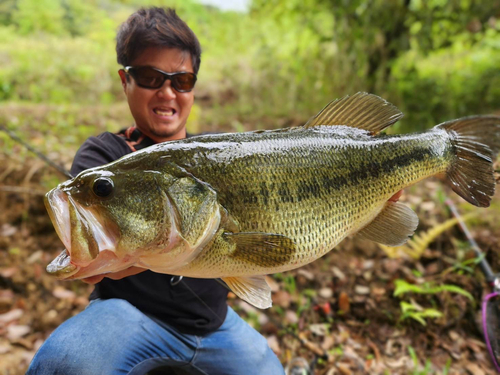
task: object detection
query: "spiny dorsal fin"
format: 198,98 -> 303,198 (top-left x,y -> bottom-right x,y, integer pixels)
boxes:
305,92 -> 404,134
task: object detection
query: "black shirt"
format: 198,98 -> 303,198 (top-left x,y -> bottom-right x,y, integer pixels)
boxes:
70,130 -> 229,335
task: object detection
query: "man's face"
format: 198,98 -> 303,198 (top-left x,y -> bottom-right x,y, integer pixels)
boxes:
119,47 -> 195,143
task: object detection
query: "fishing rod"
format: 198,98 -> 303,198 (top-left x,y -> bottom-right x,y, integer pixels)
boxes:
446,198 -> 500,373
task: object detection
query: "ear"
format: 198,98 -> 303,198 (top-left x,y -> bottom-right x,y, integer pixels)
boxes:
118,69 -> 128,91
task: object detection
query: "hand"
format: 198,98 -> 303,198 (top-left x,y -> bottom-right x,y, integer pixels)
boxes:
82,267 -> 146,285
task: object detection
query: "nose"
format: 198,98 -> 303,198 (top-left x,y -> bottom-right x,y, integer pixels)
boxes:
157,80 -> 176,100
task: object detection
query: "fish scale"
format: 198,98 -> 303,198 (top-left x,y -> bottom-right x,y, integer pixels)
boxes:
165,126 -> 452,278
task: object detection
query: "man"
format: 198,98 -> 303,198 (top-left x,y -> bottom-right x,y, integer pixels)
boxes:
28,7 -> 284,375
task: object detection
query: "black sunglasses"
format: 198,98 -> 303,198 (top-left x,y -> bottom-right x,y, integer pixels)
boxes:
123,66 -> 197,92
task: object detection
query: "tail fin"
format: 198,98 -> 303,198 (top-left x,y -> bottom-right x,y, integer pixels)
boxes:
438,116 -> 500,207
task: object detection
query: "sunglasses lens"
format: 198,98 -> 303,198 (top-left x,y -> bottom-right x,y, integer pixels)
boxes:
484,293 -> 500,371
131,67 -> 165,89
172,73 -> 196,92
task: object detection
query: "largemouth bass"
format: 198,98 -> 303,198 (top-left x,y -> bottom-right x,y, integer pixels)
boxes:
44,93 -> 500,308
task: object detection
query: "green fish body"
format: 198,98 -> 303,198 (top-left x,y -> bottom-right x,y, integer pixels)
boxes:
44,93 -> 500,308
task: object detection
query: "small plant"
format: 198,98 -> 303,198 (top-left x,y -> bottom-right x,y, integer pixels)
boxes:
394,279 -> 473,301
409,345 -> 432,374
408,346 -> 452,374
399,301 -> 442,326
394,279 -> 474,326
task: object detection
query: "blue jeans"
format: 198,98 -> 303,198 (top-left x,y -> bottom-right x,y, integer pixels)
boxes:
27,298 -> 284,375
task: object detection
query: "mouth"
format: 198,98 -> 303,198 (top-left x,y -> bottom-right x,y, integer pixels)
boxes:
153,107 -> 177,118
44,187 -> 120,279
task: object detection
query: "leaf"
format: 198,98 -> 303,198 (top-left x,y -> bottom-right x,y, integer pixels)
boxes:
439,284 -> 473,301
393,280 -> 423,297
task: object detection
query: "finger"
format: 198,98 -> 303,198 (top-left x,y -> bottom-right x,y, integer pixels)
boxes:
105,267 -> 146,280
82,275 -> 105,284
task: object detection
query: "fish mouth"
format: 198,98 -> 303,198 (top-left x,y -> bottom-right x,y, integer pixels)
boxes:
44,187 -> 120,279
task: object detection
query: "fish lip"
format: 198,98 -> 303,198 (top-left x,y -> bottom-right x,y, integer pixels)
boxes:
46,249 -> 79,279
45,186 -> 120,270
45,189 -> 71,252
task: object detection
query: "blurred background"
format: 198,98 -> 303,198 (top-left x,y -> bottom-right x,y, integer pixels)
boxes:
1,0 -> 500,374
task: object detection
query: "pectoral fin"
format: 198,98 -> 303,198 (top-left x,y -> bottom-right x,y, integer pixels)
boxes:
357,201 -> 418,246
222,275 -> 272,309
225,232 -> 296,267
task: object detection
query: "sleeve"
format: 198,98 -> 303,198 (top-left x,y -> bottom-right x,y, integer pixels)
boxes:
70,133 -> 132,176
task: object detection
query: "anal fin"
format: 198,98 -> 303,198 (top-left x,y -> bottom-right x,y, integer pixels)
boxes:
222,275 -> 272,309
357,201 -> 418,246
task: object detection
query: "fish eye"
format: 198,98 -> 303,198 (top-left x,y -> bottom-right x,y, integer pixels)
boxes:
92,178 -> 114,198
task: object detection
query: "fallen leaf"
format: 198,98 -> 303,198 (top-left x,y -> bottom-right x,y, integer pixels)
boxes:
354,285 -> 370,295
338,292 -> 350,313
465,363 -> 485,375
272,290 -> 291,308
52,286 -> 76,300
331,266 -> 346,281
266,276 -> 280,292
0,223 -> 17,237
285,310 -> 298,324
0,267 -> 17,278
385,357 -> 409,368
267,335 -> 281,355
321,335 -> 335,351
319,287 -> 333,299
337,363 -> 352,375
421,201 -> 435,211
0,344 -> 11,354
310,323 -> 329,336
362,260 -> 374,270
297,269 -> 315,281
6,325 -> 30,340
11,337 -> 33,350
27,250 -> 43,264
0,309 -> 23,324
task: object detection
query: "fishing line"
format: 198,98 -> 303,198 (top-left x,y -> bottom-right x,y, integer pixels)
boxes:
0,125 -> 73,179
176,278 -> 225,325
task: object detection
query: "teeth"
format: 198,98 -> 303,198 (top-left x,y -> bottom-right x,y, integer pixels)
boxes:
154,108 -> 174,116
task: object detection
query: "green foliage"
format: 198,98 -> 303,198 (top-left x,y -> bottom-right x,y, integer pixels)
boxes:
408,345 -> 452,375
394,279 -> 473,300
399,301 -> 443,326
13,0 -> 66,35
395,279 -> 474,327
0,0 -> 499,131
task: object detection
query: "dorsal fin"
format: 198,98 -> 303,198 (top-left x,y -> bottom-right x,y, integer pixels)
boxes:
304,92 -> 404,134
